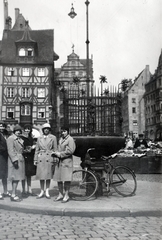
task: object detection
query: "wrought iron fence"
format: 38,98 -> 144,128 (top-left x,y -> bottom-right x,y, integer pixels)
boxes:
61,85 -> 122,136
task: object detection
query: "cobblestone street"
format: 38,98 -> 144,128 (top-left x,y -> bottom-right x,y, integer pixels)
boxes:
0,209 -> 161,240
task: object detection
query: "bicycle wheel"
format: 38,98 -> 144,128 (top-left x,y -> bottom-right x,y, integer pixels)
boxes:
111,166 -> 137,197
70,169 -> 98,201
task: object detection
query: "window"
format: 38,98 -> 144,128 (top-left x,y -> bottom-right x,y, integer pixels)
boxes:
21,104 -> 31,115
19,48 -> 25,56
19,47 -> 34,57
38,68 -> 45,77
79,71 -> 83,77
38,88 -> 45,98
38,108 -> 45,118
7,68 -> 14,76
22,88 -> 30,98
7,107 -> 14,119
22,68 -> 30,76
27,48 -> 33,56
7,87 -> 14,98
133,120 -> 138,126
64,71 -> 69,77
132,107 -> 136,113
132,98 -> 136,103
71,71 -> 75,77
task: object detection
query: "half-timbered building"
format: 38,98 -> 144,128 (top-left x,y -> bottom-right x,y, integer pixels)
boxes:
0,1 -> 58,130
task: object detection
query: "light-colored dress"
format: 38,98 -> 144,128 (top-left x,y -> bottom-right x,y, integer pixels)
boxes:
34,134 -> 57,180
54,135 -> 76,182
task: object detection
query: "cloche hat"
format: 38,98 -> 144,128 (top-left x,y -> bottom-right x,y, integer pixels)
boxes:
13,124 -> 22,133
42,123 -> 51,130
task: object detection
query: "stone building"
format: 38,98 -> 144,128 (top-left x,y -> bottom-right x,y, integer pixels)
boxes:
144,50 -> 162,141
121,65 -> 151,139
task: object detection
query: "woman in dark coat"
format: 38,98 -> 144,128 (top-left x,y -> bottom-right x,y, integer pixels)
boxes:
7,125 -> 25,202
34,123 -> 57,199
21,124 -> 37,197
0,121 -> 11,200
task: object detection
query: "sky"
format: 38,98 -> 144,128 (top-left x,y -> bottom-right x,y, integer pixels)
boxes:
0,0 -> 161,89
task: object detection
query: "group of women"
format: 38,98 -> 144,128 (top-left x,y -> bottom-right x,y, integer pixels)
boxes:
0,121 -> 76,203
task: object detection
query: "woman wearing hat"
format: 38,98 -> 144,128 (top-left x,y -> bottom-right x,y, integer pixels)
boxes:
7,124 -> 25,202
0,121 -> 11,200
52,126 -> 76,203
21,124 -> 36,197
34,123 -> 57,199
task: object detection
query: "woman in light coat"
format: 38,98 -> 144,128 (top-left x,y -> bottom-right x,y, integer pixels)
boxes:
53,126 -> 76,203
7,125 -> 25,202
34,123 -> 57,199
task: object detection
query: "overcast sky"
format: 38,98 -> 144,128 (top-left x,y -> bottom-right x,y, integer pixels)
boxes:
0,0 -> 161,89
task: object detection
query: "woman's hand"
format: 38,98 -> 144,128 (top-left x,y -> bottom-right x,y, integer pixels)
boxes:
51,151 -> 61,158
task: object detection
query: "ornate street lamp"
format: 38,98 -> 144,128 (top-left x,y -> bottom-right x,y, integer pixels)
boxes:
68,3 -> 77,19
68,1 -> 90,98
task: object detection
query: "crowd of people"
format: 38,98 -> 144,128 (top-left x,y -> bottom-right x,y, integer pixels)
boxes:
117,133 -> 162,158
0,121 -> 76,203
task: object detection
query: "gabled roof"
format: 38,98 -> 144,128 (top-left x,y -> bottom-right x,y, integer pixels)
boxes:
12,14 -> 31,31
0,29 -> 55,64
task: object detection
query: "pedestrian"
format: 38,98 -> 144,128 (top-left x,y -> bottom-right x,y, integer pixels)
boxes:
52,125 -> 76,203
34,123 -> 57,199
0,121 -> 11,200
7,124 -> 25,202
134,134 -> 148,149
21,124 -> 37,197
125,136 -> 133,149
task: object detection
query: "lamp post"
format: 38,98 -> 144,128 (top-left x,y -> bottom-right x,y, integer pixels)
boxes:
68,1 -> 90,98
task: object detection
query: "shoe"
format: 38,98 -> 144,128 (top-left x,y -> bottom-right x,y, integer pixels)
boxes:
45,193 -> 51,199
36,192 -> 44,199
0,194 -> 4,200
61,197 -> 69,203
3,192 -> 11,198
10,195 -> 21,202
54,196 -> 63,202
21,192 -> 28,198
27,192 -> 37,197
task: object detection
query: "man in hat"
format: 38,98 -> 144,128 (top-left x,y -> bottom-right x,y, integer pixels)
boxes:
0,121 -> 11,200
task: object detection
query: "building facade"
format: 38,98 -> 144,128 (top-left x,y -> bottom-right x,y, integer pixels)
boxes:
145,51 -> 162,141
55,49 -> 94,133
121,65 -> 151,139
0,1 -> 58,130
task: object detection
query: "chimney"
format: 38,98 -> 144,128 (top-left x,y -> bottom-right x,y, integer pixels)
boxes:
4,0 -> 8,29
15,8 -> 20,21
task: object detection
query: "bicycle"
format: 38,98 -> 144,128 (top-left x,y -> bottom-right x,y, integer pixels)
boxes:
70,148 -> 137,201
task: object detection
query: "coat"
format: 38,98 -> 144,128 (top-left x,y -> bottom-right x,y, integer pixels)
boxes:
7,134 -> 25,181
54,135 -> 76,182
21,135 -> 36,177
34,134 -> 57,180
0,133 -> 8,179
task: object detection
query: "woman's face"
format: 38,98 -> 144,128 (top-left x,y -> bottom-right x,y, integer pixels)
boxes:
24,128 -> 31,134
14,130 -> 21,137
43,128 -> 50,135
61,130 -> 68,138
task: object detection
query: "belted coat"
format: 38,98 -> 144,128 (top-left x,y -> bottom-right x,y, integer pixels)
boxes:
54,135 -> 76,182
34,134 -> 57,180
7,134 -> 25,181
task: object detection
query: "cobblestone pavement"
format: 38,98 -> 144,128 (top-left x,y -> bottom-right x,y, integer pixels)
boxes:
0,209 -> 161,240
